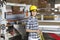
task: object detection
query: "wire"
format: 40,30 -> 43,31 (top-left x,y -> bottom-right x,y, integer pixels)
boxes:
39,31 -> 45,40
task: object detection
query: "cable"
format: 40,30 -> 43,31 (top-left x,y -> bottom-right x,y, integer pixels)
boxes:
39,31 -> 45,40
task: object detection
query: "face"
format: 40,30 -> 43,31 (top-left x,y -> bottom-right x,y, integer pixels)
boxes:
31,11 -> 37,17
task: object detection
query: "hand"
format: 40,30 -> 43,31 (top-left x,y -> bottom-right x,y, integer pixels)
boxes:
37,29 -> 40,34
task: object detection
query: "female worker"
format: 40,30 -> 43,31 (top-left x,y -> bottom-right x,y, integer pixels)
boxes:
26,5 -> 40,40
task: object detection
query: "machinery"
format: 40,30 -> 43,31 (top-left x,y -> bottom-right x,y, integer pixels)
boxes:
0,1 -> 60,40
0,1 -> 26,40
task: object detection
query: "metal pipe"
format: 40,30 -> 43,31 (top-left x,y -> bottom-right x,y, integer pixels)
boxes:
6,3 -> 26,6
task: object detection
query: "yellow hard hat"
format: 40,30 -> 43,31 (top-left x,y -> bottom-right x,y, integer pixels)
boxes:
30,5 -> 37,11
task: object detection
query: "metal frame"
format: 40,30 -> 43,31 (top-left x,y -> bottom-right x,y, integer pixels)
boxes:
37,14 -> 60,22
6,2 -> 26,6
39,25 -> 60,34
1,2 -> 26,23
0,2 -> 26,40
38,20 -> 60,22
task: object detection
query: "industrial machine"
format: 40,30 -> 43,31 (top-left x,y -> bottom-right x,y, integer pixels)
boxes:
0,1 -> 60,40
0,1 -> 26,40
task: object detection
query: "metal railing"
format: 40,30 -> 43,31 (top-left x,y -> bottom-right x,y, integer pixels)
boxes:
39,25 -> 60,34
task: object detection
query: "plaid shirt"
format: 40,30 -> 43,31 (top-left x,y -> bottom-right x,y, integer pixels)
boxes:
26,16 -> 39,38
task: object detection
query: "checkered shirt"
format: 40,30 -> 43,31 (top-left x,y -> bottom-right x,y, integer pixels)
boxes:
26,16 -> 39,38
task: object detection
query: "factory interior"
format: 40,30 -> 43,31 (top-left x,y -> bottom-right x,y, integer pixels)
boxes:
0,0 -> 60,40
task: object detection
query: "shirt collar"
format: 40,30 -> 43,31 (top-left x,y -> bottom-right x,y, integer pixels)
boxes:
30,16 -> 35,18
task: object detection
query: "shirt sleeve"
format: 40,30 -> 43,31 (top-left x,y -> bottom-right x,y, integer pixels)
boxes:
25,19 -> 30,29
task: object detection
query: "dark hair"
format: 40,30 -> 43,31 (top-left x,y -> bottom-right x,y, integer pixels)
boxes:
30,10 -> 33,16
30,10 -> 37,12
30,10 -> 37,16
30,12 -> 32,16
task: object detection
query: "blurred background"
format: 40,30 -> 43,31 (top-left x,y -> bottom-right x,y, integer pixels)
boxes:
0,0 -> 60,40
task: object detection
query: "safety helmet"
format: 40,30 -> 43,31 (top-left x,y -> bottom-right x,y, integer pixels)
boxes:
30,5 -> 37,12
